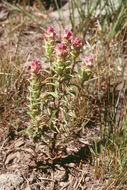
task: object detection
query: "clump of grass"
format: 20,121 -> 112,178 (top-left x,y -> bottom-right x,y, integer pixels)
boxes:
69,0 -> 127,39
0,1 -> 46,132
91,64 -> 127,189
92,107 -> 127,189
62,1 -> 127,188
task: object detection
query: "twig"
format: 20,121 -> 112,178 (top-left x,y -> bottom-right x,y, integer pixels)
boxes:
75,170 -> 87,190
39,177 -> 55,182
60,182 -> 70,190
0,137 -> 9,151
51,170 -> 55,189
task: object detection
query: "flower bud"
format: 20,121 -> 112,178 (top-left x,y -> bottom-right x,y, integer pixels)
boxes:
71,37 -> 83,50
82,56 -> 93,68
44,26 -> 56,60
62,29 -> 73,43
28,60 -> 42,75
55,43 -> 69,58
71,37 -> 83,60
44,26 -> 56,40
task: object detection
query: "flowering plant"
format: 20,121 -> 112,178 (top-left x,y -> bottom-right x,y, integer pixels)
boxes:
27,61 -> 43,140
79,56 -> 94,85
43,26 -> 56,62
26,27 -> 94,146
71,37 -> 83,57
61,29 -> 73,45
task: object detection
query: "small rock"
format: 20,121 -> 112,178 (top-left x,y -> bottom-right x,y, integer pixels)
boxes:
0,174 -> 23,190
85,176 -> 90,182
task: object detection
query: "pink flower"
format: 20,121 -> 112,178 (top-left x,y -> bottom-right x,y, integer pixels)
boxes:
72,37 -> 83,49
28,60 -> 42,75
55,43 -> 69,57
62,29 -> 73,41
47,26 -> 54,33
44,26 -> 56,40
82,56 -> 93,68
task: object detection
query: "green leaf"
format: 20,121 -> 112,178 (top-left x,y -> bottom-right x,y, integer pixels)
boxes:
47,92 -> 58,99
46,82 -> 59,88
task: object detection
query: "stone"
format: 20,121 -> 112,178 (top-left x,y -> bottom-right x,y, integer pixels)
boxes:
0,174 -> 23,190
48,0 -> 120,32
85,176 -> 90,182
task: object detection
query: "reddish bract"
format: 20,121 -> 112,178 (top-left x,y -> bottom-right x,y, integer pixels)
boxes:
72,37 -> 83,49
55,43 -> 69,57
82,56 -> 94,68
62,29 -> 73,41
44,26 -> 56,40
28,60 -> 42,75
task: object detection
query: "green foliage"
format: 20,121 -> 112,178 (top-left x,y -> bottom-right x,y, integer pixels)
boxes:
27,74 -> 43,139
27,27 -> 94,142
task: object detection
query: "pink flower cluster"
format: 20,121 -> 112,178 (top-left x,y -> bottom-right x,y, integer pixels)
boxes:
55,43 -> 69,58
61,29 -> 82,49
28,60 -> 42,75
72,37 -> 83,50
62,29 -> 73,41
82,56 -> 93,68
44,26 -> 56,40
44,26 -> 88,64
